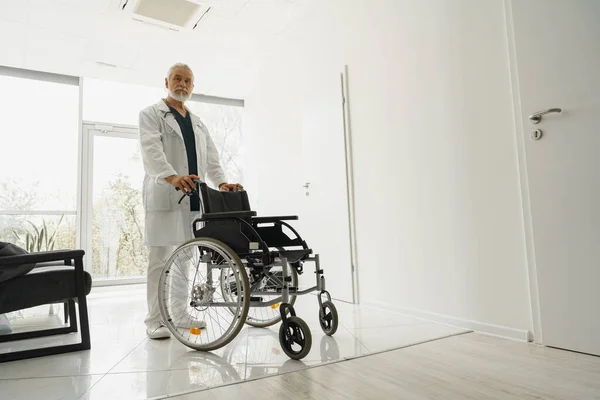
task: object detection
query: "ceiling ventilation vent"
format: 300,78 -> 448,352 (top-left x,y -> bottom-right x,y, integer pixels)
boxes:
118,0 -> 211,31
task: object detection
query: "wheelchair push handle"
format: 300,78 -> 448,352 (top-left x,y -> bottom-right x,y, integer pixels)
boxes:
175,179 -> 201,204
174,179 -> 201,192
175,180 -> 245,205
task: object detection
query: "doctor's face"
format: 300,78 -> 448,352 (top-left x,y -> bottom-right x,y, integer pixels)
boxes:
166,67 -> 194,102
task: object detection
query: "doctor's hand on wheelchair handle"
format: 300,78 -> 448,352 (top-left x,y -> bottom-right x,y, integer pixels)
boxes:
218,183 -> 244,192
166,174 -> 200,193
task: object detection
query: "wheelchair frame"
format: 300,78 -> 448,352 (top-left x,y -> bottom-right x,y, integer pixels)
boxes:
159,182 -> 339,360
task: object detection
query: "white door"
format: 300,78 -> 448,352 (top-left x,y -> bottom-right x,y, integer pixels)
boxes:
298,65 -> 355,303
510,0 -> 600,355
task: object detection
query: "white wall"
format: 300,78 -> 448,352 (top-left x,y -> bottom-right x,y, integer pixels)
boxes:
246,0 -> 533,338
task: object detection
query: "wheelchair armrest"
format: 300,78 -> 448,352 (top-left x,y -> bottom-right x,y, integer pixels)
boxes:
198,211 -> 257,221
252,216 -> 298,224
0,249 -> 85,267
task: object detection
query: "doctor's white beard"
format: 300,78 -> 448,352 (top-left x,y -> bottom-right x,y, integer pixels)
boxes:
169,89 -> 191,102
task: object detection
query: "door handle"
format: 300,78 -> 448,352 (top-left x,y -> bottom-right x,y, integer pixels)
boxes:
303,182 -> 310,196
529,108 -> 562,124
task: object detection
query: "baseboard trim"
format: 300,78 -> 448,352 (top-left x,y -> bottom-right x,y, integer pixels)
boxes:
364,300 -> 532,342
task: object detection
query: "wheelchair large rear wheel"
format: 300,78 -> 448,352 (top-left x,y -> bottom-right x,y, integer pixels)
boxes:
158,238 -> 250,351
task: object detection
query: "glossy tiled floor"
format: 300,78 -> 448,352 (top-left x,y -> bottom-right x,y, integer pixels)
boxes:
0,284 -> 469,400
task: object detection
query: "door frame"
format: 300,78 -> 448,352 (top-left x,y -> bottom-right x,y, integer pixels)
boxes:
80,121 -> 145,287
341,66 -> 360,304
504,0 -> 543,344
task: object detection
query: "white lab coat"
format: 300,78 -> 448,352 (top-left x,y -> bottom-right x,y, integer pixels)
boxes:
138,100 -> 227,246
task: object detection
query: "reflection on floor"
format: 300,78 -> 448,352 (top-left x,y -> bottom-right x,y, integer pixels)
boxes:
0,284 -> 469,400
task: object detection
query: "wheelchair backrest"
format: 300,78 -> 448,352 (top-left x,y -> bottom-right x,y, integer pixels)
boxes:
196,183 -> 258,255
199,182 -> 251,215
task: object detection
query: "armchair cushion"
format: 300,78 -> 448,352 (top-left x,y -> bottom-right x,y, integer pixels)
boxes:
0,267 -> 93,315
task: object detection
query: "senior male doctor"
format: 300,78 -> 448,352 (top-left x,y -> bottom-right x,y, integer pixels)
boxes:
139,62 -> 242,339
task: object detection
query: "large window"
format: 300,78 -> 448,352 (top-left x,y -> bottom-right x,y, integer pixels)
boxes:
0,71 -> 245,285
0,73 -> 79,253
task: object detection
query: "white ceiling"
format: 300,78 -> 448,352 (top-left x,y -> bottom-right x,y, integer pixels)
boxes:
0,0 -> 312,98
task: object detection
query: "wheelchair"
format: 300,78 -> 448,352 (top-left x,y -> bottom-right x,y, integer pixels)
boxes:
157,182 -> 339,360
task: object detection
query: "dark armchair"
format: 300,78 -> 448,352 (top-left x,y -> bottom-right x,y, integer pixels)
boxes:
0,246 -> 92,363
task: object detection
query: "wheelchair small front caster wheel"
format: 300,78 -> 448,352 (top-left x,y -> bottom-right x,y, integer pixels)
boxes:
319,300 -> 338,336
279,316 -> 312,360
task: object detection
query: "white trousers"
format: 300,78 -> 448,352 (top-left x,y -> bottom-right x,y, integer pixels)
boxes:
144,211 -> 202,328
144,245 -> 176,327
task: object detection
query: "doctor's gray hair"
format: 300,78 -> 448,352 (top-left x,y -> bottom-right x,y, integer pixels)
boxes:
167,63 -> 194,82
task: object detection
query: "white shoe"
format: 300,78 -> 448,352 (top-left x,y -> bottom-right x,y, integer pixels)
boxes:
146,321 -> 171,340
175,314 -> 207,330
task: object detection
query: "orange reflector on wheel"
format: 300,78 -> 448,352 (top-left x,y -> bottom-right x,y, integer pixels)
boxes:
190,328 -> 202,335
271,303 -> 280,309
